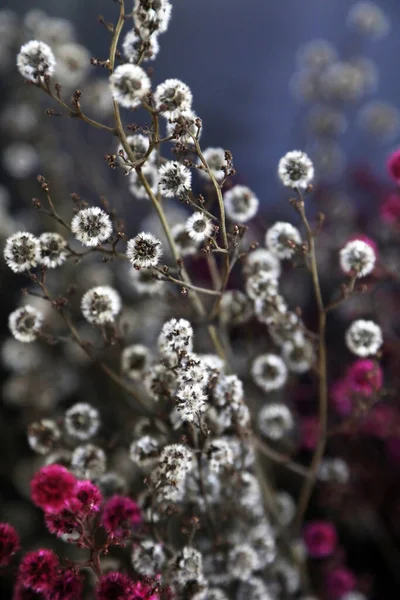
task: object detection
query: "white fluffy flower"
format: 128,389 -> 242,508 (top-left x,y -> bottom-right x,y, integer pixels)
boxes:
129,164 -> 159,199
131,539 -> 166,576
245,272 -> 279,301
347,2 -> 390,39
9,306 -> 43,343
244,248 -> 281,279
109,64 -> 151,108
220,290 -> 253,326
122,29 -> 160,63
129,267 -> 164,295
154,78 -> 192,119
55,43 -> 91,89
71,443 -> 106,480
224,185 -> 259,223
171,223 -> 200,257
130,435 -> 160,468
175,383 -> 208,423
81,286 -> 121,325
4,232 -> 41,272
252,354 -> 288,392
133,0 -> 172,37
121,344 -> 152,380
204,438 -> 234,473
258,403 -> 294,440
198,147 -> 226,182
3,142 -> 39,178
185,212 -> 213,242
158,444 -> 194,483
282,339 -> 314,373
117,134 -> 155,171
254,294 -> 288,325
28,419 -> 61,455
278,150 -> 314,189
64,402 -> 100,441
266,222 -> 302,259
17,40 -> 56,81
158,161 -> 192,198
339,239 -> 376,278
228,544 -> 258,581
318,457 -> 350,484
166,109 -> 201,144
39,232 -> 68,268
345,319 -> 382,356
158,318 -> 194,355
126,232 -> 163,269
71,207 -> 112,247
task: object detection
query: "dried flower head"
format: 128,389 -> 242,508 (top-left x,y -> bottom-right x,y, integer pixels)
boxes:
185,212 -> 213,242
158,444 -> 194,483
266,221 -> 302,259
28,419 -> 61,455
133,0 -> 173,37
38,232 -> 68,268
252,354 -> 288,392
198,147 -> 227,182
17,40 -> 56,81
278,150 -> 314,189
71,207 -> 112,247
244,248 -> 281,279
109,64 -> 151,109
129,266 -> 164,295
340,239 -> 376,278
71,444 -> 106,480
9,306 -> 43,343
64,402 -> 100,441
130,435 -> 160,468
158,318 -> 194,355
258,403 -> 294,440
171,223 -> 200,257
224,185 -> 259,223
345,319 -> 383,357
175,383 -> 208,423
122,344 -> 152,380
131,539 -> 166,576
122,29 -> 160,63
159,160 -> 192,198
154,78 -> 192,119
126,232 -> 163,269
81,286 -> 121,325
347,1 -> 390,39
4,232 -> 41,272
129,164 -> 159,199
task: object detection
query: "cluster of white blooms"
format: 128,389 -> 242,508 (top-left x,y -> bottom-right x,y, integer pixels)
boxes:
166,109 -> 201,144
158,318 -> 194,356
81,286 -> 121,325
339,239 -> 376,277
123,29 -> 160,64
126,232 -> 163,269
133,0 -> 172,40
109,64 -> 151,109
64,402 -> 100,441
17,40 -> 56,81
71,207 -> 112,247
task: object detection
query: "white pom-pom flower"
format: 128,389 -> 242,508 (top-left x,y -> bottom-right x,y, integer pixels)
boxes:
339,239 -> 376,278
126,232 -> 163,269
224,185 -> 259,223
266,222 -> 302,259
244,248 -> 281,279
109,64 -> 151,109
17,40 -> 56,82
158,318 -> 194,355
81,286 -> 121,325
175,383 -> 208,423
121,344 -> 152,380
251,354 -> 288,392
278,150 -> 314,189
258,403 -> 294,441
4,232 -> 41,273
154,78 -> 192,119
198,147 -> 226,182
64,402 -> 100,441
38,232 -> 68,268
71,207 -> 112,247
129,164 -> 159,199
345,319 -> 382,356
9,305 -> 43,343
122,29 -> 160,63
158,161 -> 192,198
185,212 -> 213,242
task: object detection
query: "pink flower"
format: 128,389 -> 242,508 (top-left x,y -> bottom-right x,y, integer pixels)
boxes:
131,581 -> 160,600
101,495 -> 142,538
380,192 -> 400,224
326,567 -> 356,599
300,416 -> 320,450
387,148 -> 400,183
0,522 -> 20,566
303,520 -> 337,558
17,549 -> 59,593
96,572 -> 134,600
330,379 -> 353,417
346,360 -> 383,396
73,480 -> 103,515
13,584 -> 47,599
44,509 -> 80,540
31,465 -> 76,514
47,569 -> 83,600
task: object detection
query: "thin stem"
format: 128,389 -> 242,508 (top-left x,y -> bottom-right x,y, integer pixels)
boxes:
154,268 -> 222,296
254,436 -> 309,477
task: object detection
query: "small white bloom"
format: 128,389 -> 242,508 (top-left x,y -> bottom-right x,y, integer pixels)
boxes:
38,232 -> 68,268
347,2 -> 390,39
198,147 -> 226,182
64,402 -> 100,441
224,185 -> 259,223
244,248 -> 281,279
3,142 -> 39,178
71,207 -> 112,247
126,232 -> 163,269
81,285 -> 121,325
133,0 -> 172,37
158,444 -> 194,483
171,223 -> 200,257
345,319 -> 382,356
158,160 -> 192,198
339,239 -> 376,277
117,134 -> 155,171
318,457 -> 350,484
122,29 -> 160,63
109,63 -> 151,109
17,40 -> 56,81
245,272 -> 279,301
131,539 -> 166,576
129,164 -> 159,199
275,491 -> 296,526
254,294 -> 288,325
158,318 -> 194,355
266,221 -> 302,259
130,435 -> 160,468
175,383 -> 208,423
129,267 -> 164,295
252,354 -> 288,392
71,443 -> 106,480
278,150 -> 314,189
28,419 -> 61,455
154,78 -> 192,119
166,109 -> 201,144
121,344 -> 152,380
9,306 -> 43,343
228,544 -> 258,581
296,39 -> 338,71
4,232 -> 41,272
204,438 -> 234,473
176,353 -> 210,388
55,42 -> 91,89
185,212 -> 213,242
258,403 -> 294,440
283,339 -> 314,373
220,290 -> 253,326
